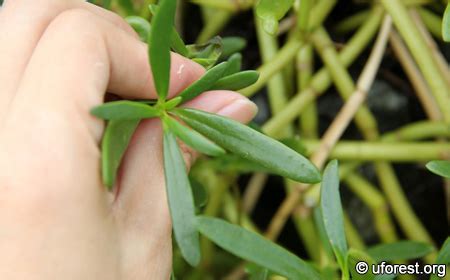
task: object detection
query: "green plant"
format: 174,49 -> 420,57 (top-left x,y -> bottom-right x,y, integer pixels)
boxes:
84,0 -> 450,278
91,0 -> 321,274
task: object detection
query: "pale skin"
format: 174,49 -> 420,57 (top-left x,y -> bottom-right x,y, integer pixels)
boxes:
0,1 -> 257,279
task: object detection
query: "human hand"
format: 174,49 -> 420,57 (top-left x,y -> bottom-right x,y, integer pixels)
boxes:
0,1 -> 256,279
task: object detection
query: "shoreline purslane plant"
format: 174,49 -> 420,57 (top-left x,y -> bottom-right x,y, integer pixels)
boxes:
86,0 -> 450,278
91,0 -> 321,273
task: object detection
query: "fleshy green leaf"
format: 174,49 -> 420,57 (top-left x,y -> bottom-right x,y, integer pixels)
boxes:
164,116 -> 225,156
91,101 -> 159,120
126,16 -> 151,42
256,0 -> 294,35
171,29 -> 189,57
187,37 -> 223,69
221,37 -> 247,58
223,53 -> 242,76
367,241 -> 434,262
430,237 -> 450,280
320,160 -> 348,272
149,0 -> 177,100
147,4 -> 189,57
436,237 -> 450,264
443,3 -> 450,42
211,71 -> 259,91
347,248 -> 376,280
426,160 -> 450,179
101,119 -> 140,188
175,108 -> 321,183
163,131 -> 201,266
196,216 -> 321,280
164,96 -> 182,110
179,62 -> 229,103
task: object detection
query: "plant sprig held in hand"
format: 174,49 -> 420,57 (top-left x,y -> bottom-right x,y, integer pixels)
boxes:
91,0 -> 321,268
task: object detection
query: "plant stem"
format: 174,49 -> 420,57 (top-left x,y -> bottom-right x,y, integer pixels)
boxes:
343,213 -> 365,250
335,10 -> 371,34
267,21 -> 438,256
298,44 -> 319,138
311,27 -> 379,140
344,173 -> 399,243
389,30 -> 442,121
191,163 -> 231,269
242,172 -> 267,214
190,0 -> 237,12
310,16 -> 391,168
301,140 -> 450,161
292,203 -> 322,262
263,8 -> 383,239
381,0 -> 450,121
263,7 -> 383,137
306,121 -> 450,204
417,8 -> 443,40
196,9 -> 232,43
374,164 -> 436,251
240,0 -> 337,97
410,9 -> 450,88
254,10 -> 293,137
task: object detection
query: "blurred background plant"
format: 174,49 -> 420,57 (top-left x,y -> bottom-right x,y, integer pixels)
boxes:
13,0 -> 450,278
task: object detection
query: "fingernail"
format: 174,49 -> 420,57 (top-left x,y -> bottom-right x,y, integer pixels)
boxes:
217,98 -> 258,123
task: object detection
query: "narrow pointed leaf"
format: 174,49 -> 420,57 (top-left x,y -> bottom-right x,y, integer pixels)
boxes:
148,4 -> 189,56
179,62 -> 229,103
149,0 -> 176,100
256,0 -> 294,35
430,237 -> 450,280
126,16 -> 151,42
223,53 -> 242,76
211,71 -> 259,91
171,28 -> 189,57
164,96 -> 182,110
91,101 -> 159,120
163,131 -> 201,266
320,160 -> 348,271
436,237 -> 450,264
164,116 -> 225,156
196,216 -> 321,280
221,37 -> 247,58
175,108 -> 321,183
101,119 -> 140,188
367,241 -> 434,262
443,3 -> 450,42
426,160 -> 450,179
